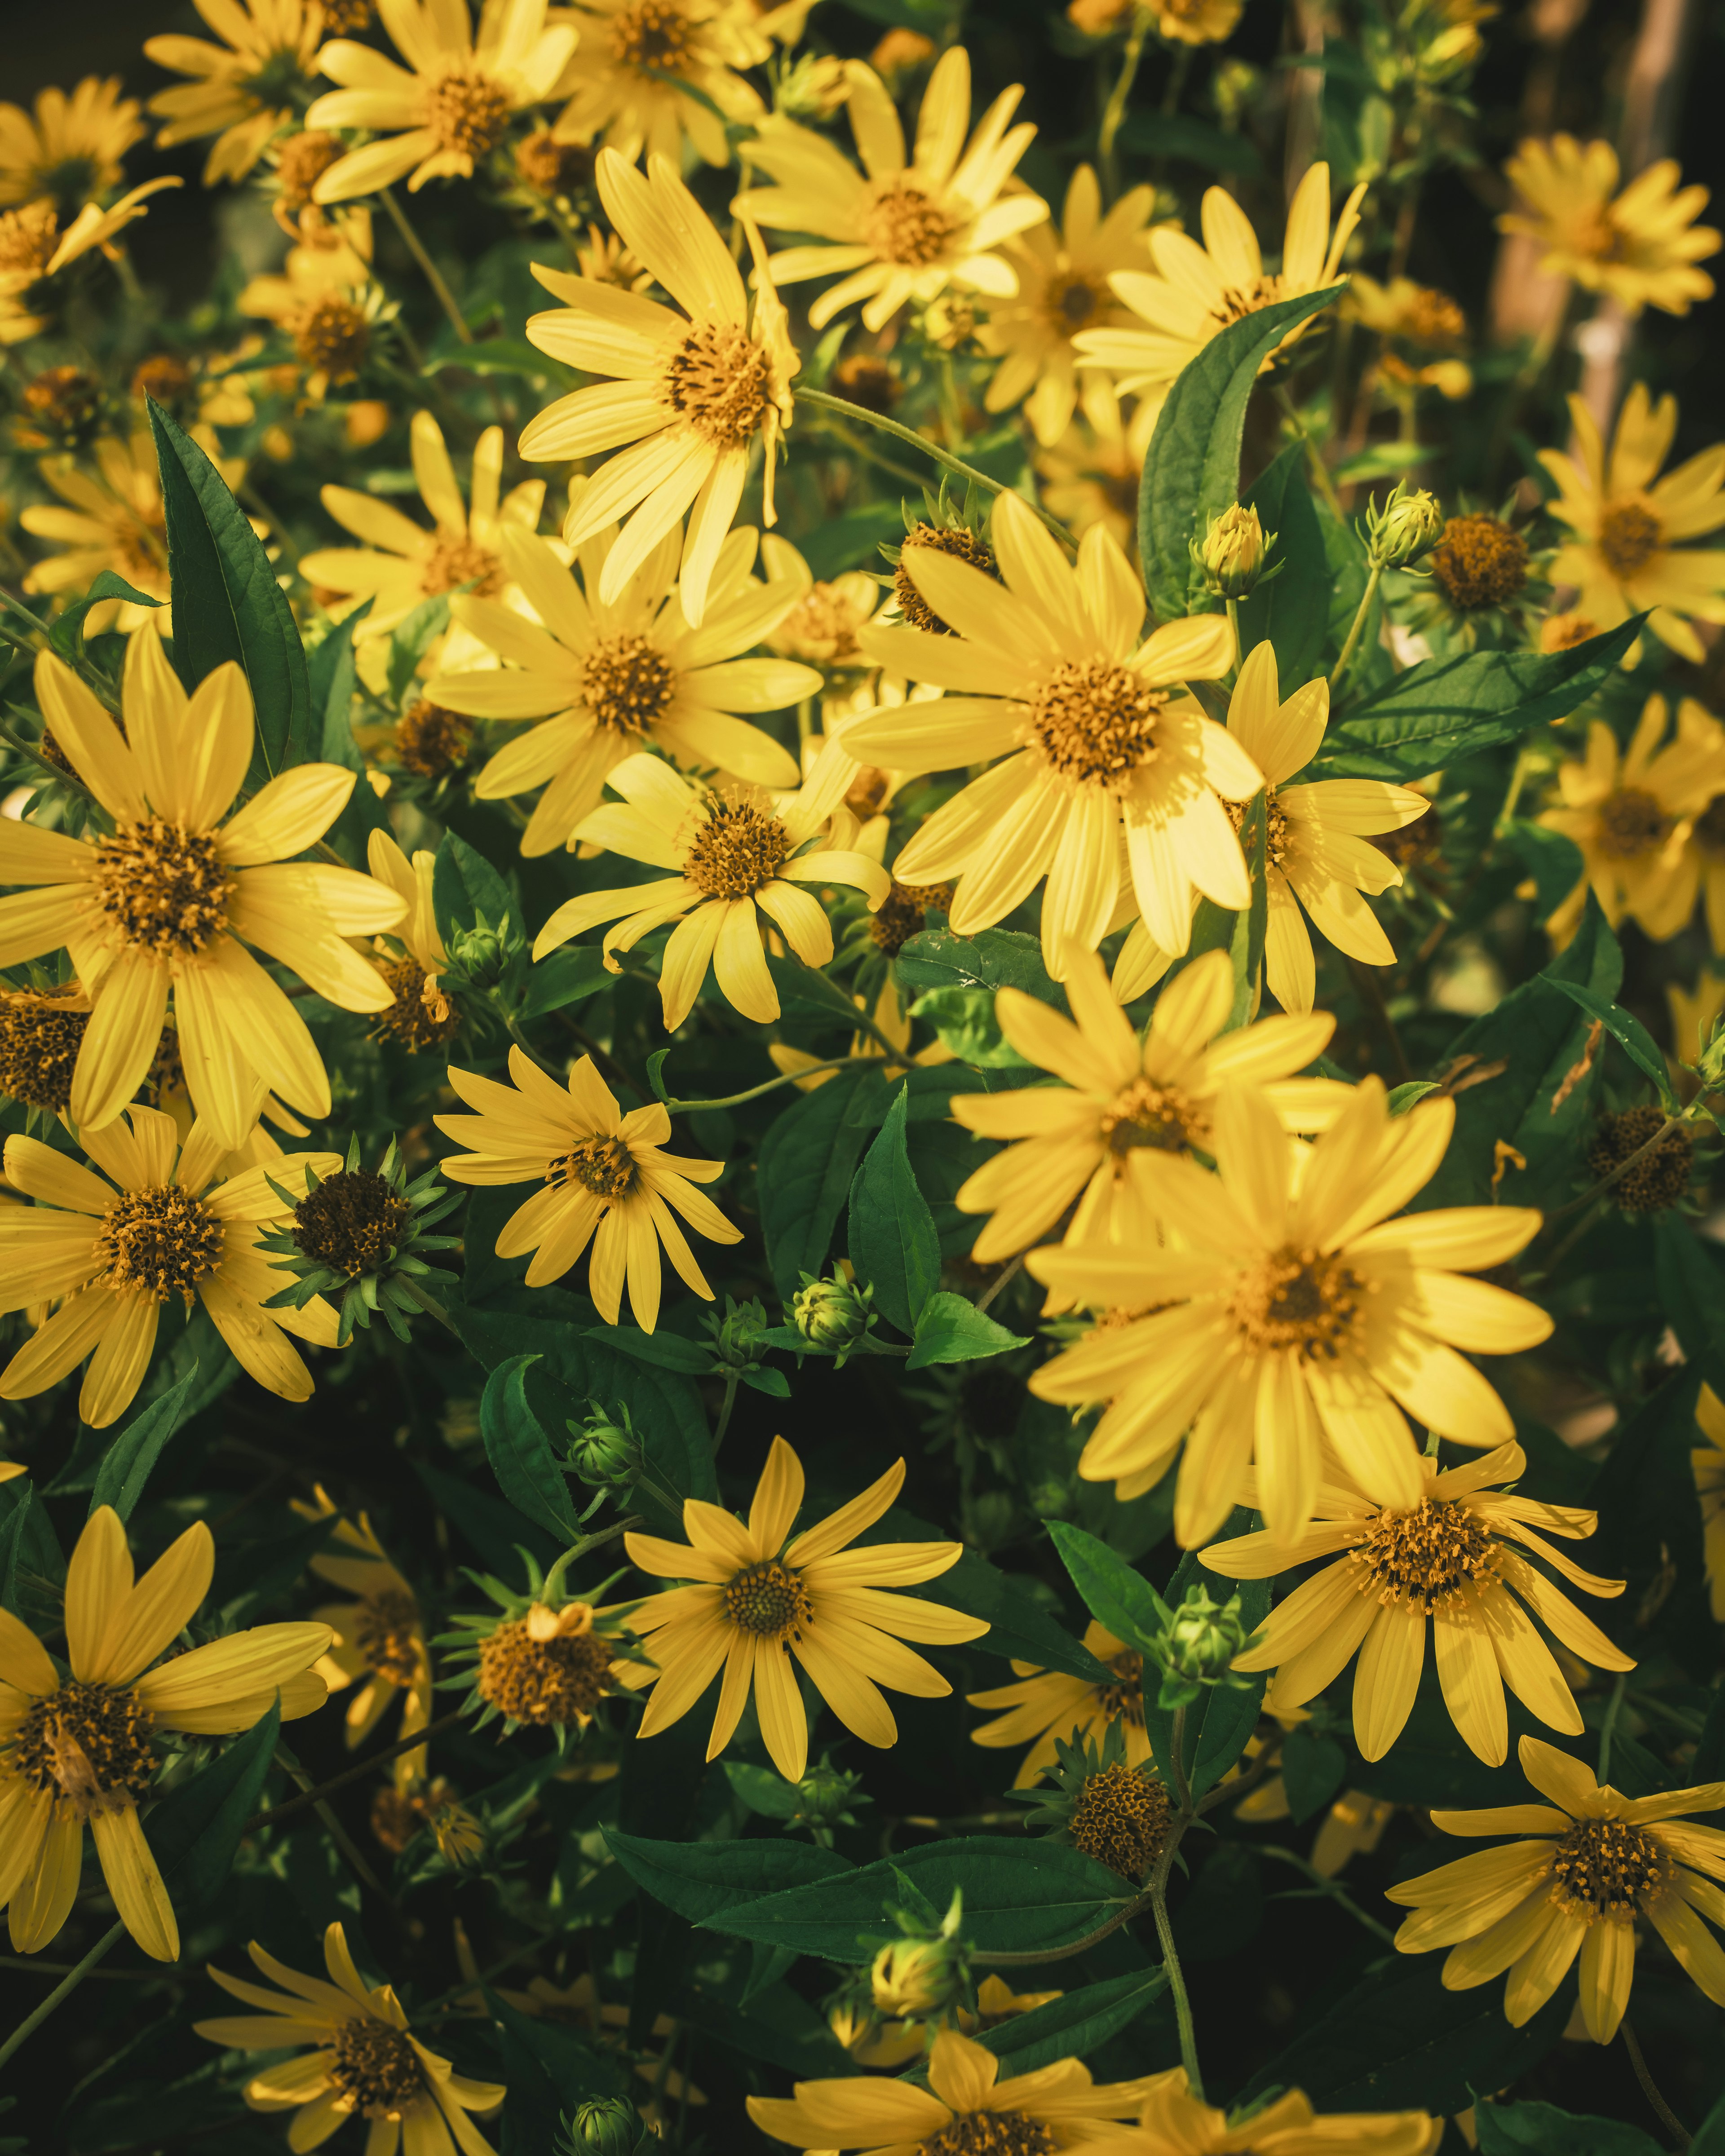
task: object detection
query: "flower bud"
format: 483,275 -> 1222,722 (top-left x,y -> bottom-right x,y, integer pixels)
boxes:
775,53 -> 850,119
562,2097 -> 648,2156
796,1758 -> 864,1829
869,1887 -> 971,2023
1366,481 -> 1445,568
1150,1584 -> 1253,1707
789,1270 -> 876,1365
708,1294 -> 771,1371
445,907 -> 520,991
567,1402 -> 639,1492
429,1800 -> 484,1866
1194,504 -> 1273,599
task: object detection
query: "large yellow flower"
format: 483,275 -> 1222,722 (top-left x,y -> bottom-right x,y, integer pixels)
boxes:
734,46 -> 1046,334
967,1618 -> 1150,1787
1538,383 -> 1725,663
197,1921 -> 506,2152
1026,1079 -> 1553,1546
519,150 -> 796,625
425,517 -> 809,855
1386,1734 -> 1725,2043
144,0 -> 327,185
1205,1440 -> 1632,1767
0,637 -> 405,1148
306,0 -> 577,201
1075,164 -> 1364,394
435,1047 -> 739,1330
0,1507 -> 328,1961
1500,135 -> 1719,317
546,0 -> 767,167
18,433 -> 173,623
1123,2070 -> 1438,2155
0,76 -> 143,211
626,1437 -> 988,1782
851,490 -> 1249,972
295,1488 -> 433,1769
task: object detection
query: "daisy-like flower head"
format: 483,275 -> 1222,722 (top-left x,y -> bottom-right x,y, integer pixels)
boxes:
0,1506 -> 329,1962
425,517 -> 810,856
0,77 -> 144,212
733,45 -> 1048,334
1143,0 -> 1245,42
546,0 -> 767,168
1121,2068 -> 1440,2155
1694,1384 -> 1725,1622
531,749 -> 893,1029
1035,381 -> 1162,554
1538,383 -> 1725,664
1075,164 -> 1364,396
1499,135 -> 1720,318
293,1486 -> 433,1769
366,829 -> 460,1051
0,181 -> 183,348
435,1046 -> 740,1330
1026,1078 -> 1555,1548
238,202 -> 385,401
0,636 -> 406,1148
144,0 -> 327,186
518,150 -> 797,627
850,489 -> 1250,975
305,0 -> 578,202
438,1551 -> 644,1739
1204,1440 -> 1634,1768
626,1436 -> 990,1783
196,1920 -> 507,2153
1386,1733 -> 1725,2044
967,1617 -> 1150,1788
18,431 -> 175,623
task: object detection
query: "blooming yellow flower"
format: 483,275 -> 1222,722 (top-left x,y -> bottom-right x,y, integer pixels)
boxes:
18,433 -> 173,623
197,1921 -> 507,2151
851,489 -> 1250,971
1035,382 -> 1162,553
519,150 -> 796,625
435,1047 -> 739,1330
1122,2070 -> 1439,2155
967,1618 -> 1150,1787
0,77 -> 143,211
1538,383 -> 1725,663
1500,135 -> 1719,317
1144,0 -> 1245,41
144,0 -> 327,185
734,46 -> 1047,334
0,181 -> 183,346
532,749 -> 892,1029
1386,1733 -> 1725,2043
1694,1385 -> 1725,1621
546,0 -> 767,167
365,829 -> 460,1051
1027,1078 -> 1553,1547
305,0 -> 577,201
627,1437 -> 988,1782
0,1506 -> 328,1960
238,202 -> 380,401
425,517 -> 809,855
0,637 -> 405,1147
1076,164 -> 1364,394
294,1487 -> 434,1768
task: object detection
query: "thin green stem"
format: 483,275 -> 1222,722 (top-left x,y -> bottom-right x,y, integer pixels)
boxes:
712,1370 -> 740,1457
1167,1701 -> 1192,1816
243,1711 -> 465,1833
1272,383 -> 1345,521
1542,1109 -> 1694,1229
1150,1864 -> 1203,2101
1256,1847 -> 1398,1946
0,1918 -> 125,2071
272,1744 -> 392,1905
1328,562 -> 1384,693
399,1274 -> 460,1335
380,187 -> 472,345
0,716 -> 88,798
1098,9 -> 1150,203
1598,1671 -> 1628,1785
806,411 -> 928,490
1622,2020 -> 1691,2150
661,1056 -> 865,1113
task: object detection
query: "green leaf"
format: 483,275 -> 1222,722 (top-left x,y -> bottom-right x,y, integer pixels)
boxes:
309,602 -> 389,862
1550,980 -> 1680,1110
1586,1365 -> 1707,1653
1139,1524 -> 1270,1798
427,337 -> 572,383
906,1291 -> 1028,1370
146,398 -> 309,786
929,1536 -> 1114,1684
895,926 -> 1066,1012
603,1826 -> 853,1924
797,501 -> 905,579
1654,1215 -> 1725,1399
0,1477 -> 62,1630
847,1083 -> 942,1336
416,1458 -> 560,1573
976,1969 -> 1170,2069
433,829 -> 513,945
908,985 -> 1035,1067
1236,444 -> 1326,687
723,1762 -> 806,1820
1386,1081 -> 1439,1114
385,594 -> 450,706
478,1354 -> 584,1542
47,568 -> 164,655
490,1990 -> 627,2156
89,1362 -> 201,1523
1501,817 -> 1585,922
1047,1520 -> 1167,1651
1474,2099 -> 1664,2156
1694,2080 -> 1725,2156
584,1324 -> 711,1374
1139,283 -> 1345,624
756,1065 -> 878,1302
147,1701 -> 280,1913
1115,110 -> 1262,175
520,944 -> 608,1018
1279,1721 -> 1348,1823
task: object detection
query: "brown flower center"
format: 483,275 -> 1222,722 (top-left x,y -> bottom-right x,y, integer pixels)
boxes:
1348,1496 -> 1496,1613
1594,786 -> 1672,860
723,1559 -> 812,1639
1587,1103 -> 1694,1213
1549,1818 -> 1666,1919
862,182 -> 958,267
295,292 -> 369,382
1227,1246 -> 1366,1361
1401,286 -> 1467,345
833,353 -> 899,412
131,354 -> 195,408
1068,1761 -> 1172,1881
1597,501 -> 1663,580
0,991 -> 88,1111
610,0 -> 700,71
515,128 -> 593,198
477,1618 -> 616,1725
91,818 -> 233,956
14,1680 -> 154,1818
294,1169 -> 409,1277
353,1589 -> 423,1689
420,68 -> 513,160
1030,659 -> 1168,791
1046,274 -> 1106,334
320,0 -> 376,28
871,880 -> 954,955
19,366 -> 100,444
684,799 -> 790,898
1098,1075 -> 1208,1160
662,322 -> 772,450
329,2018 -> 425,2116
420,534 -> 501,598
373,958 -> 462,1051
776,582 -> 868,666
582,632 -> 677,736
0,202 -> 58,281
920,2109 -> 1059,2156
1430,515 -> 1529,611
894,524 -> 1000,636
1209,274 -> 1283,328
1223,785 -> 1291,869
394,698 -> 473,778
95,1185 -> 224,1304
1094,1649 -> 1146,1726
553,1134 -> 637,1200
274,130 -> 345,211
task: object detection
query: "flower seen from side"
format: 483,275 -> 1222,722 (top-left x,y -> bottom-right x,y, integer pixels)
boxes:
18,430 -> 177,626
144,0 -> 327,185
1500,135 -> 1719,317
967,1617 -> 1150,1787
293,1487 -> 434,1772
365,830 -> 461,1051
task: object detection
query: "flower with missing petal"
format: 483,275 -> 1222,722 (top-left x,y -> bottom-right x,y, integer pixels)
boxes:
294,1488 -> 433,1776
144,0 -> 326,185
0,182 -> 183,347
967,1618 -> 1151,1788
1499,135 -> 1719,318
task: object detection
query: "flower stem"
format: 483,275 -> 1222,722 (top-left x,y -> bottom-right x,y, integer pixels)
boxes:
380,187 -> 473,345
243,1710 -> 466,1833
1622,2019 -> 1691,2150
661,1056 -> 861,1113
712,1369 -> 741,1457
1098,9 -> 1150,204
1256,1846 -> 1398,1945
1328,562 -> 1384,693
399,1273 -> 460,1335
273,1743 -> 393,1906
1598,1670 -> 1629,1785
1150,1855 -> 1203,2101
0,1918 -> 125,2072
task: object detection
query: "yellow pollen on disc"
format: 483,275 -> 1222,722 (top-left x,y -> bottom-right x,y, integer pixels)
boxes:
1046,275 -> 1106,334
477,1618 -> 615,1725
1227,1246 -> 1367,1362
581,632 -> 678,737
1594,786 -> 1673,860
1223,784 -> 1292,869
1209,274 -> 1283,329
15,1679 -> 155,1819
294,293 -> 369,382
95,1184 -> 225,1305
90,817 -> 233,957
722,1559 -> 811,1639
1094,1648 -> 1146,1727
684,799 -> 790,899
661,323 -> 772,450
1596,500 -> 1663,580
862,182 -> 959,267
354,1589 -> 422,1688
1029,658 -> 1168,791
329,2019 -> 425,2117
1098,1075 -> 1208,1161
920,2109 -> 1060,2156
610,0 -> 699,70
551,1135 -> 637,1200
374,957 -> 462,1052
1348,1496 -> 1497,1613
420,534 -> 501,598
1549,1818 -> 1666,1920
0,991 -> 89,1112
420,69 -> 513,160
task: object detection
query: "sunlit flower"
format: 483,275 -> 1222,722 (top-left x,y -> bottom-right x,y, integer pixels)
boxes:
546,0 -> 767,167
0,77 -> 143,212
144,0 -> 327,185
967,1618 -> 1150,1787
238,202 -> 381,400
1035,382 -> 1161,553
0,182 -> 182,346
294,1487 -> 434,1772
1500,135 -> 1719,317
1123,2070 -> 1439,2155
364,830 -> 460,1052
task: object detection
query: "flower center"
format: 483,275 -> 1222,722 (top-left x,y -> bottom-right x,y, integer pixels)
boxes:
14,1680 -> 154,1819
295,293 -> 369,382
394,698 -> 473,777
1029,658 -> 1168,791
1227,1246 -> 1366,1361
1223,786 -> 1292,869
894,524 -> 1000,636
420,535 -> 501,598
0,991 -> 89,1112
920,2112 -> 1058,2156
329,2019 -> 425,2117
552,1134 -> 637,1200
420,68 -> 513,159
684,799 -> 791,898
477,1618 -> 616,1725
776,582 -> 868,665
1430,515 -> 1529,611
373,958 -> 461,1051
871,879 -> 954,955
1348,1496 -> 1497,1613
95,1185 -> 224,1304
1597,501 -> 1663,579
1046,274 -> 1106,333
722,1559 -> 812,1639
90,817 -> 233,956
1094,1649 -> 1146,1726
1549,1818 -> 1667,1920
1067,1762 -> 1172,1881
661,322 -> 772,450
862,182 -> 959,267
0,202 -> 59,281
516,129 -> 593,198
354,1589 -> 423,1689
132,354 -> 195,408
1209,274 -> 1283,328
274,129 -> 344,211
294,1170 -> 409,1277
1594,786 -> 1672,859
1098,1075 -> 1208,1160
610,0 -> 699,71
1587,1103 -> 1694,1213
582,632 -> 678,737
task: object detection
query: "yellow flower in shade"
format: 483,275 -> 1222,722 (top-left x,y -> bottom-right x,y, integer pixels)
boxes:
0,1108 -> 343,1427
305,0 -> 577,202
531,750 -> 893,1029
1026,1079 -> 1553,1548
425,518 -> 809,856
196,1921 -> 506,2151
546,0 -> 767,168
294,1488 -> 433,1769
948,945 -> 1338,1267
435,1047 -> 740,1330
1386,1734 -> 1725,2043
1694,1385 -> 1725,1621
0,77 -> 143,211
0,182 -> 183,346
1075,165 -> 1364,395
1204,1440 -> 1632,1767
299,410 -> 546,644
18,433 -> 172,623
0,1507 -> 329,1961
967,1618 -> 1150,1787
1499,136 -> 1719,317
238,203 -> 381,401
748,2023 -> 1159,2153
850,490 -> 1251,972
1142,0 -> 1245,42
144,0 -> 326,185
977,164 -> 1156,447
625,1436 -> 989,1782
365,829 -> 460,1052
1537,694 -> 1725,945
1121,2069 -> 1439,2155
0,637 -> 405,1148
734,47 -> 1047,334
1537,384 -> 1725,663
1035,383 -> 1163,555
518,150 -> 797,626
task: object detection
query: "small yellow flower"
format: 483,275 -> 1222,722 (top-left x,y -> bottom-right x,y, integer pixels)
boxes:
144,0 -> 327,185
0,181 -> 182,346
237,203 -> 380,400
365,830 -> 460,1052
545,0 -> 768,168
293,1487 -> 434,1771
0,76 -> 144,212
1144,0 -> 1244,44
966,1618 -> 1150,1787
1500,135 -> 1719,317
18,431 -> 177,623
1126,2069 -> 1439,2155
1694,1384 -> 1725,1621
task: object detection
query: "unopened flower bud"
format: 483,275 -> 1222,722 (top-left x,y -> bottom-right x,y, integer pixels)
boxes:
775,52 -> 850,119
1151,1584 -> 1252,1707
567,1402 -> 638,1491
708,1294 -> 770,1371
869,1887 -> 971,2023
562,2097 -> 648,2156
445,908 -> 520,991
796,1758 -> 864,1828
429,1800 -> 484,1866
1367,481 -> 1444,568
1194,504 -> 1273,599
789,1270 -> 875,1365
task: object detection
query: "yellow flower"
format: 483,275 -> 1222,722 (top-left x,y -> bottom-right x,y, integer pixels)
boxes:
1537,383 -> 1725,663
1146,0 -> 1244,42
1694,1385 -> 1725,1621
531,750 -> 893,1029
238,202 -> 380,400
435,1047 -> 740,1330
1669,968 -> 1725,1078
18,433 -> 173,623
425,517 -> 810,855
851,489 -> 1249,972
545,0 -> 767,168
294,1487 -> 434,1770
626,1436 -> 988,1781
196,1920 -> 506,2151
365,830 -> 460,1051
1124,2069 -> 1439,2155
1206,1439 -> 1632,1767
1499,135 -> 1719,317
520,150 -> 797,626
734,46 -> 1047,333
967,1618 -> 1150,1787
0,181 -> 182,346
1386,1733 -> 1725,2043
305,0 -> 576,201
1027,1078 -> 1553,1546
1076,164 -> 1364,394
0,636 -> 405,1147
0,76 -> 144,211
1035,383 -> 1162,554
0,1506 -> 328,1960
144,0 -> 327,185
